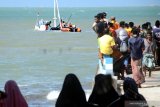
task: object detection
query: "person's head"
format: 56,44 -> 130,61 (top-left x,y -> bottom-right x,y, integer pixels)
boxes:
61,73 -> 83,93
97,13 -> 104,20
110,16 -> 115,20
125,23 -> 129,28
96,21 -> 106,37
89,74 -> 119,107
103,12 -> 107,18
146,22 -> 152,30
123,77 -> 147,101
110,16 -> 116,23
119,21 -> 125,28
5,80 -> 21,94
94,15 -> 101,23
93,74 -> 113,94
131,27 -> 139,37
146,22 -> 151,27
155,20 -> 160,28
129,22 -> 134,28
123,77 -> 147,102
142,23 -> 148,30
4,80 -> 28,107
56,73 -> 86,107
108,22 -> 114,27
123,77 -> 138,94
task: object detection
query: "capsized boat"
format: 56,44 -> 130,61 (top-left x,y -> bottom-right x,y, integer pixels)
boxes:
34,0 -> 81,32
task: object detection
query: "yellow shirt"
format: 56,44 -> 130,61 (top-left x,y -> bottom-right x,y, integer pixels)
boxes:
98,34 -> 115,55
125,27 -> 132,37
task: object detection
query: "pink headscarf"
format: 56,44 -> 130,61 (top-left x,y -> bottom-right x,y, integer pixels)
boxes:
4,80 -> 28,107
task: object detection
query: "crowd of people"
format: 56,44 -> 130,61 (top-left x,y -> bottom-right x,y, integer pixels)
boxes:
55,73 -> 149,107
0,74 -> 148,107
1,12 -> 160,107
49,19 -> 81,32
92,12 -> 160,88
37,18 -> 81,32
60,20 -> 81,32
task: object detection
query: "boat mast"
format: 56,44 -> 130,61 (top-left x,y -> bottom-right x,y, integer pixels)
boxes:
53,0 -> 62,29
36,12 -> 40,28
53,0 -> 57,27
56,0 -> 62,29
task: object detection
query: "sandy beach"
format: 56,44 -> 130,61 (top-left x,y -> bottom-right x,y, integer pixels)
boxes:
140,67 -> 160,107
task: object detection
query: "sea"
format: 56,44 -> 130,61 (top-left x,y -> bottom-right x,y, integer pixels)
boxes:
0,6 -> 160,107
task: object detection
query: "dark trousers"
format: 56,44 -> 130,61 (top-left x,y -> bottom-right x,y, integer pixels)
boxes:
156,47 -> 160,66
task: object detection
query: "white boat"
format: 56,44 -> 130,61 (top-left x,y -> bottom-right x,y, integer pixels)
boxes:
34,0 -> 81,32
34,0 -> 61,31
34,19 -> 50,31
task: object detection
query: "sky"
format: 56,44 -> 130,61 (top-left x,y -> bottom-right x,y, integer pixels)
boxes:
0,0 -> 160,7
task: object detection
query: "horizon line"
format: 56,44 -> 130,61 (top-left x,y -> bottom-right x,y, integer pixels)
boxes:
0,5 -> 160,8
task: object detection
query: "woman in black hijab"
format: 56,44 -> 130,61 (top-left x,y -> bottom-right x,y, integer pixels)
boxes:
55,73 -> 87,107
88,74 -> 119,107
122,77 -> 148,107
109,77 -> 149,107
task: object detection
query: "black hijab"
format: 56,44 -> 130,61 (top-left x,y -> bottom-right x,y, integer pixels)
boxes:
123,77 -> 146,100
55,73 -> 87,107
121,77 -> 149,107
88,74 -> 119,107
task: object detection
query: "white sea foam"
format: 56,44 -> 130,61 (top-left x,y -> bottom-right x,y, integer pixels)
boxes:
18,84 -> 28,87
47,90 -> 60,100
46,89 -> 92,101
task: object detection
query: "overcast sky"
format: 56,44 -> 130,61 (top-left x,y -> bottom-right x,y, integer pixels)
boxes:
0,0 -> 160,7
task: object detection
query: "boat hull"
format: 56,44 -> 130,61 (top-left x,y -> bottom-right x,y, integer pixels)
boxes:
34,25 -> 47,31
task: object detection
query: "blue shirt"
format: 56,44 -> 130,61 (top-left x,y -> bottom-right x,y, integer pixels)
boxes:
153,27 -> 160,47
128,36 -> 144,60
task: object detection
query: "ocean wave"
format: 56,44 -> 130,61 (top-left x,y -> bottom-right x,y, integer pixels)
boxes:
46,89 -> 92,101
47,90 -> 60,100
19,84 -> 29,87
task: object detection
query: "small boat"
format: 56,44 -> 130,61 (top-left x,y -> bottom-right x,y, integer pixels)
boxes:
34,0 -> 81,32
34,18 -> 52,31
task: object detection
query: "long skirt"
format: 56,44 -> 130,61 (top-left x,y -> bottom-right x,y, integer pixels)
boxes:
131,58 -> 145,85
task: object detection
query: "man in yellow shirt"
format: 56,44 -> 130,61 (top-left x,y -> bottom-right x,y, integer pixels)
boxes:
98,34 -> 115,55
96,22 -> 116,75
